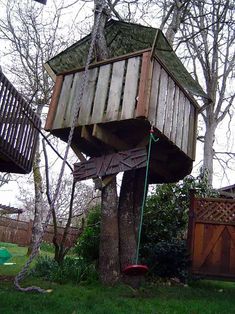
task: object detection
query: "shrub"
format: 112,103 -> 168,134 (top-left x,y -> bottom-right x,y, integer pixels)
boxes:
142,239 -> 189,281
74,206 -> 101,263
32,255 -> 98,284
40,242 -> 55,254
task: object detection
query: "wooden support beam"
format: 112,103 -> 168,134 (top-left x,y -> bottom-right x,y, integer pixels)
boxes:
81,125 -> 102,153
71,144 -> 87,162
92,124 -> 129,151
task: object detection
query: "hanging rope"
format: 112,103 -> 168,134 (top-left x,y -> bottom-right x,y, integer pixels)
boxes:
14,1 -> 107,293
135,126 -> 158,264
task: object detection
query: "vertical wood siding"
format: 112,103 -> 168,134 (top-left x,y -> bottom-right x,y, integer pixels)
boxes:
148,59 -> 197,160
48,51 -> 198,161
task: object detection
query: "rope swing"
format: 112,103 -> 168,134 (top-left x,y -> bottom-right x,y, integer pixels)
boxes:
123,126 -> 158,276
14,1 -> 106,293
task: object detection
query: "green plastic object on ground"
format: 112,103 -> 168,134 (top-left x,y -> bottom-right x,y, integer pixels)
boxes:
0,248 -> 12,265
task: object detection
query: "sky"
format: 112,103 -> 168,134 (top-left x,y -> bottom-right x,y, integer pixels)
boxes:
0,0 -> 234,208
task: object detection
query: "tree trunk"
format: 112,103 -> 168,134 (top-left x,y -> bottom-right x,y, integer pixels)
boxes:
202,117 -> 216,185
27,147 -> 44,255
27,103 -> 44,256
99,176 -> 120,284
119,169 -> 146,286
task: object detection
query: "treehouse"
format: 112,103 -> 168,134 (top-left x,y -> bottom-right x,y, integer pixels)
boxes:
44,20 -> 207,183
0,71 -> 41,174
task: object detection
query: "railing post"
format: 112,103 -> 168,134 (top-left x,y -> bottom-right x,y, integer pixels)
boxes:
136,51 -> 153,118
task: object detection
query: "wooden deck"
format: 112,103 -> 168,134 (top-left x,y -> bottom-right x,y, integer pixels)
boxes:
45,49 -> 199,183
0,72 -> 41,173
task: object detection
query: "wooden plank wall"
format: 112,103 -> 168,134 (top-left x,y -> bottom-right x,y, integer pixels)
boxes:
148,59 -> 197,160
52,55 -> 142,130
188,195 -> 235,280
0,216 -> 80,247
48,51 -> 198,161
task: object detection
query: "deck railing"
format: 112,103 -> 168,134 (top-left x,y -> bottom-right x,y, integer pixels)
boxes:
0,71 -> 41,173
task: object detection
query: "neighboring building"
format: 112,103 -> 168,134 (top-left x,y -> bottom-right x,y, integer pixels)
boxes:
218,184 -> 235,199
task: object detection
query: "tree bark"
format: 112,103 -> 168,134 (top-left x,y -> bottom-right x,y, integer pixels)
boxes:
27,147 -> 44,255
99,176 -> 120,284
202,111 -> 216,185
119,168 -> 146,286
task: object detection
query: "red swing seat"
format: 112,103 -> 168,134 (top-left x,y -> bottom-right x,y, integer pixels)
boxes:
123,264 -> 149,276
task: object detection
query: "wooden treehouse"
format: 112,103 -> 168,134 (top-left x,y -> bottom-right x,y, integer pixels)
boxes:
45,20 -> 207,183
0,71 -> 41,174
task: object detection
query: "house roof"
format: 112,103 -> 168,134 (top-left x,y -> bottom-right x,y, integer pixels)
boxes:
0,204 -> 23,215
45,19 -> 207,99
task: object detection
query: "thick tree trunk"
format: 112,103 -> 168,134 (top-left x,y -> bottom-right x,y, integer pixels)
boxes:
99,176 -> 120,284
119,169 -> 146,286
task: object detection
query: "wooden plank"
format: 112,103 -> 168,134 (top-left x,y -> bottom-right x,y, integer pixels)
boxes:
64,71 -> 83,127
198,225 -> 225,269
90,64 -> 111,124
136,51 -> 153,118
210,226 -> 222,274
44,63 -> 56,82
53,74 -> 73,129
181,98 -> 191,154
71,144 -> 87,162
175,91 -> 186,149
73,147 -> 147,181
220,227 -> 230,274
163,77 -> 175,139
193,223 -> 204,269
170,85 -> 180,143
105,60 -> 125,122
148,61 -> 161,125
228,226 -> 235,275
155,68 -> 168,133
92,124 -> 129,151
121,57 -> 140,120
78,68 -> 98,125
187,104 -> 195,159
202,224 -> 214,271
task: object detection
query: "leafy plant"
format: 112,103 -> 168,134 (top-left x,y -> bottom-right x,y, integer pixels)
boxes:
143,239 -> 189,281
32,255 -> 98,284
141,175 -> 216,280
74,206 -> 101,263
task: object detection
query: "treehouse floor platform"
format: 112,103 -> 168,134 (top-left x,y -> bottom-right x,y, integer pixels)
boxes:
51,118 -> 192,183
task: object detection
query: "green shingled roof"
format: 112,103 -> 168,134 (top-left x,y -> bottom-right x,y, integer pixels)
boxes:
45,19 -> 207,98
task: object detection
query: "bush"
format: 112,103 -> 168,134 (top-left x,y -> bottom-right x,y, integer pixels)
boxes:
140,175 -> 216,280
32,255 -> 98,284
40,242 -> 55,254
142,239 -> 189,281
74,206 -> 101,263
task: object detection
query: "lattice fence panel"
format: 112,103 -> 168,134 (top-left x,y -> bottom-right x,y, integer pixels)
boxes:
195,198 -> 235,224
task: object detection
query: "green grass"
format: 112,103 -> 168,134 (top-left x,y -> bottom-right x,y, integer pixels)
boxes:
1,243 -> 235,313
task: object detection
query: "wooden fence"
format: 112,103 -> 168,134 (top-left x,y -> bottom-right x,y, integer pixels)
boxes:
0,217 -> 80,248
188,192 -> 235,280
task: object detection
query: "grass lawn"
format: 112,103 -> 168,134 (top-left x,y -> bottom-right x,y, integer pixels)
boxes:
1,243 -> 235,314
